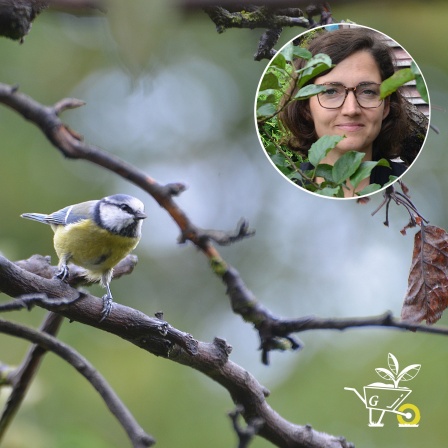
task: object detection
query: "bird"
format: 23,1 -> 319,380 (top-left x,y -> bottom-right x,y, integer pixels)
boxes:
21,194 -> 147,321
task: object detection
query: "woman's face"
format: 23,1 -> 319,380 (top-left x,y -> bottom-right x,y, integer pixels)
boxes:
309,50 -> 390,162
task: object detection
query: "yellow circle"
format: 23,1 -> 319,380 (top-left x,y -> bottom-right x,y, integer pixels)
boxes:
397,403 -> 420,425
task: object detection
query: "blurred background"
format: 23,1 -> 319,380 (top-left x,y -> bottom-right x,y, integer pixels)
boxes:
0,1 -> 447,447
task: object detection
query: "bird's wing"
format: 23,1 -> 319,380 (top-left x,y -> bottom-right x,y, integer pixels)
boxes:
47,201 -> 97,226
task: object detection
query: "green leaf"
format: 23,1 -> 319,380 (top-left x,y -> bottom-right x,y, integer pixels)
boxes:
256,103 -> 276,118
280,43 -> 294,62
380,68 -> 414,99
332,151 -> 365,184
260,72 -> 281,91
315,186 -> 342,197
314,163 -> 333,183
297,53 -> 332,88
264,142 -> 277,156
294,84 -> 326,100
271,52 -> 286,70
415,74 -> 429,103
308,135 -> 344,167
357,183 -> 382,196
293,47 -> 312,60
350,159 -> 390,190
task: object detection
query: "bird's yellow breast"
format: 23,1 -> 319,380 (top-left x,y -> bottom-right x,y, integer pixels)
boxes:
52,220 -> 140,276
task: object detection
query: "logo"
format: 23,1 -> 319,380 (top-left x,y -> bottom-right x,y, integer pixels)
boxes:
344,353 -> 421,427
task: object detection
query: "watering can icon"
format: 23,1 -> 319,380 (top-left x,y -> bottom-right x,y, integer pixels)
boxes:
344,383 -> 420,427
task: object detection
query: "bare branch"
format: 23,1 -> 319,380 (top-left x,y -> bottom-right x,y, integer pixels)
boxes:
0,318 -> 155,447
0,0 -> 47,41
229,405 -> 264,448
0,83 -> 254,259
0,312 -> 64,440
0,254 -> 355,447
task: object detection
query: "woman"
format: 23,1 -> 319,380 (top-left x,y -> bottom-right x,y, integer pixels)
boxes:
279,27 -> 412,196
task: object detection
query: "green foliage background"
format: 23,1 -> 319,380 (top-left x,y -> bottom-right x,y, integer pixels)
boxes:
1,1 -> 448,447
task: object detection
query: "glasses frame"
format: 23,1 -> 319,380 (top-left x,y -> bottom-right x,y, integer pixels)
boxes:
316,82 -> 384,110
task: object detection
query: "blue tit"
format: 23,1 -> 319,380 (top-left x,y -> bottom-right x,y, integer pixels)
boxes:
21,194 -> 146,321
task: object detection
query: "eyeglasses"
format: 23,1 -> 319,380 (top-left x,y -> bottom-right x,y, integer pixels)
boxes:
316,82 -> 383,109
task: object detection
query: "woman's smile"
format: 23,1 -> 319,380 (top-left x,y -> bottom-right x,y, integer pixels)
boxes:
309,50 -> 390,161
335,122 -> 365,132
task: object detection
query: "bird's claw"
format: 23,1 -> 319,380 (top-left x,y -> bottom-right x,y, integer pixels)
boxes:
99,294 -> 113,322
55,265 -> 69,282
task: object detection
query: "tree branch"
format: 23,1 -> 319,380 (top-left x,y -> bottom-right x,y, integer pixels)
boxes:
0,0 -> 47,41
0,254 -> 355,447
0,312 -> 64,440
0,318 -> 155,448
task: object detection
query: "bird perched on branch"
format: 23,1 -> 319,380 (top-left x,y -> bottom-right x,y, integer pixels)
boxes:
21,194 -> 147,321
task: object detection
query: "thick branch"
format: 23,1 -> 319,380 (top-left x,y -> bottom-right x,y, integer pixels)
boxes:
0,318 -> 155,448
0,0 -> 47,41
0,254 -> 353,447
0,255 -> 198,357
203,6 -> 308,34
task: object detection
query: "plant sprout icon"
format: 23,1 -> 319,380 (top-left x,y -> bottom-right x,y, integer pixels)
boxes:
345,353 -> 421,427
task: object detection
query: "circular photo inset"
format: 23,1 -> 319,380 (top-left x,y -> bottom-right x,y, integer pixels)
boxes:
255,24 -> 430,199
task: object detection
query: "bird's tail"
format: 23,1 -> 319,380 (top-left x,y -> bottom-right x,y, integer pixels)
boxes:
20,213 -> 50,224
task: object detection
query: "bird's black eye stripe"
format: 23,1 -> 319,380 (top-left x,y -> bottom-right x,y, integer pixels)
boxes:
119,204 -> 133,214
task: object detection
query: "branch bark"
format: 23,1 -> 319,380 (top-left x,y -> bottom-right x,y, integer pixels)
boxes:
0,318 -> 155,448
0,254 -> 354,448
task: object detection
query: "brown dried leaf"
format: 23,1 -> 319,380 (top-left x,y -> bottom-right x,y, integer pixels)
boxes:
402,225 -> 448,324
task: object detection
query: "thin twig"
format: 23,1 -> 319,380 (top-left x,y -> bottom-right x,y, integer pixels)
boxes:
0,312 -> 64,440
0,318 -> 155,448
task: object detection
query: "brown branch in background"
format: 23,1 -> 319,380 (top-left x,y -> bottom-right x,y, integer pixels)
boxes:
0,256 -> 356,448
178,0 -> 381,8
0,318 -> 155,448
229,405 -> 264,448
0,0 -> 47,41
0,312 -> 64,441
0,83 -> 446,368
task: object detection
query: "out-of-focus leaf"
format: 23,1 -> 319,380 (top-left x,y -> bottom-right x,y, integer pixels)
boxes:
315,186 -> 341,197
357,183 -> 381,196
415,75 -> 429,103
402,225 -> 448,324
350,159 -> 390,190
293,47 -> 312,60
260,72 -> 281,90
332,151 -> 365,184
294,84 -> 326,100
271,52 -> 287,70
297,53 -> 332,88
280,43 -> 294,62
314,163 -> 333,183
257,103 -> 277,117
308,134 -> 344,167
380,68 -> 414,99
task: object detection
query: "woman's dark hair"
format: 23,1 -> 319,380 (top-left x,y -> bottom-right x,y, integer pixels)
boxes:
278,27 -> 409,161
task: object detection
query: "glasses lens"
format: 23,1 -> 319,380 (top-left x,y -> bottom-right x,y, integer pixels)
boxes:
318,84 -> 346,108
356,83 -> 382,108
317,83 -> 383,109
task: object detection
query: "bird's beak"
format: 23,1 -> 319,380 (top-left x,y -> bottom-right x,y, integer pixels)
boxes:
135,211 -> 147,220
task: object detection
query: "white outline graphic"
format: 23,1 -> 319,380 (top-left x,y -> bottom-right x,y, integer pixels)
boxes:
345,353 -> 421,427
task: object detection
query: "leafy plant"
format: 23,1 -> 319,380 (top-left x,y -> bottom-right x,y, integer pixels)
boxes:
256,41 -> 394,198
375,353 -> 421,388
380,61 -> 428,102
